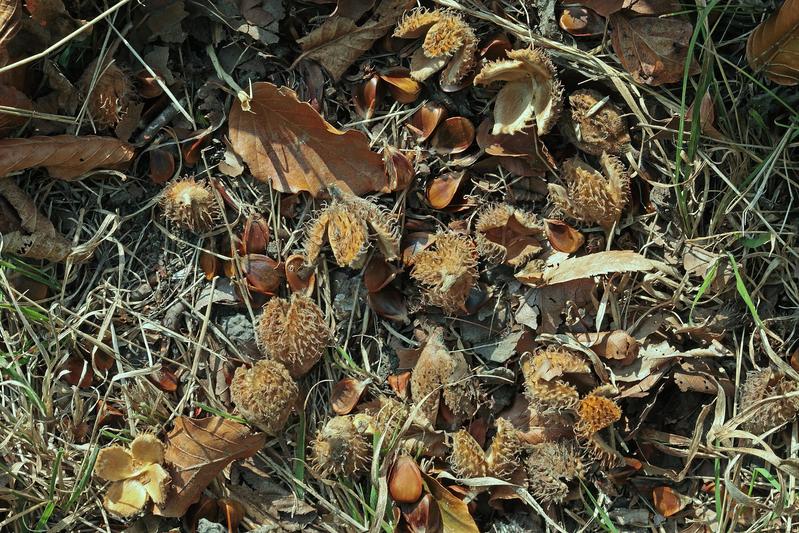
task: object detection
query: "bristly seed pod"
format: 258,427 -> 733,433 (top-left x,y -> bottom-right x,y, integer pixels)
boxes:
574,392 -> 621,438
562,89 -> 630,156
230,360 -> 299,434
410,328 -> 477,424
548,153 -> 630,231
740,368 -> 799,434
450,418 -> 522,480
79,60 -> 131,128
311,415 -> 371,477
160,178 -> 221,232
410,231 -> 478,314
526,441 -> 584,503
475,204 -> 545,267
256,294 -> 332,378
305,186 -> 400,268
393,8 -> 477,87
521,347 -> 590,411
474,47 -> 563,136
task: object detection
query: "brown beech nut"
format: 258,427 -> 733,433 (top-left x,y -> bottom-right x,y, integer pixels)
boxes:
389,455 -> 423,504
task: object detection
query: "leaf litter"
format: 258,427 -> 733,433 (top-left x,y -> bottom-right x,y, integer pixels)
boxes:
0,0 -> 798,532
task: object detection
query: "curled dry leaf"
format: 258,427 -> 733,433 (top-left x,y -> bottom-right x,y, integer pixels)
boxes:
229,82 -> 388,197
610,13 -> 700,86
0,135 -> 134,179
407,102 -> 447,142
331,377 -> 370,415
544,219 -> 584,254
474,47 -> 563,135
0,178 -> 72,261
746,0 -> 799,85
296,0 -> 413,80
430,116 -> 474,154
154,416 -> 266,517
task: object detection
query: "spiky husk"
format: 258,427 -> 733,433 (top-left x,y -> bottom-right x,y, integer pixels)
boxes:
475,204 -> 544,267
740,368 -> 799,434
79,61 -> 131,127
563,89 -> 630,156
583,433 -> 625,470
394,7 -> 447,39
450,430 -> 489,478
160,178 -> 221,232
255,294 -> 331,378
410,330 -> 454,422
575,393 -> 621,438
230,360 -> 299,434
549,153 -> 629,230
410,232 -> 478,314
486,418 -> 522,479
474,47 -> 563,135
521,348 -> 588,411
526,441 -> 584,503
311,416 -> 371,477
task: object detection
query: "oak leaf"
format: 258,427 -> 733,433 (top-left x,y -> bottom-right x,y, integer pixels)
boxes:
610,13 -> 699,86
746,0 -> 799,85
229,82 -> 389,196
295,0 -> 412,80
154,416 -> 266,517
0,135 -> 134,179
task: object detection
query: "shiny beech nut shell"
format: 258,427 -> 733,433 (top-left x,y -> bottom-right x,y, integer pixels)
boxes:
383,145 -> 415,191
545,219 -> 585,253
430,117 -> 475,155
407,102 -> 447,143
331,377 -> 370,415
199,249 -> 219,280
401,232 -> 433,266
389,456 -> 423,504
242,214 -> 270,255
379,67 -> 422,104
559,7 -> 605,37
364,257 -> 398,293
480,34 -> 512,61
242,254 -> 283,295
136,70 -> 164,99
367,286 -> 409,322
426,171 -> 465,209
403,494 -> 442,533
148,148 -> 175,184
353,76 -> 384,119
285,254 -> 316,295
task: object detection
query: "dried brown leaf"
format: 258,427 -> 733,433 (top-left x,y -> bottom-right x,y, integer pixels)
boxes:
610,13 -> 699,86
0,135 -> 134,179
296,0 -> 413,80
154,416 -> 266,517
746,0 -> 799,85
0,84 -> 31,137
0,0 -> 20,66
543,250 -> 663,285
228,82 -> 388,196
0,178 -> 71,260
422,473 -> 479,533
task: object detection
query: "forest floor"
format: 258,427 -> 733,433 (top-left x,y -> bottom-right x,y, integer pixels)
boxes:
1,0 -> 798,532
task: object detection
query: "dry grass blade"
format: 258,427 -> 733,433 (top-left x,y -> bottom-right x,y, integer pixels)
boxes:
746,0 -> 799,85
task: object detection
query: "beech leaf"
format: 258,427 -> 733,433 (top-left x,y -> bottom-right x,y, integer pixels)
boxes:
610,13 -> 699,86
295,0 -> 412,80
422,473 -> 479,533
746,0 -> 799,85
0,178 -> 71,260
580,0 -> 679,17
0,135 -> 135,180
543,250 -> 664,285
154,416 -> 266,517
228,82 -> 389,197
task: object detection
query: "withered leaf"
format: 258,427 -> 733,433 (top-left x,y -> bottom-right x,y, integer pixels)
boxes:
746,0 -> 799,85
0,135 -> 134,179
543,250 -> 663,285
0,0 -> 21,66
296,0 -> 413,80
229,82 -> 388,196
580,0 -> 679,17
610,13 -> 699,86
154,416 -> 266,517
422,473 -> 479,533
0,84 -> 32,137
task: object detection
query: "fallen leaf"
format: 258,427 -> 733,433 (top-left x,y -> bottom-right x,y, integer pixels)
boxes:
0,84 -> 32,137
580,0 -> 679,17
330,377 -> 369,415
0,135 -> 134,179
237,0 -> 284,45
543,250 -> 664,285
0,178 -> 72,260
610,13 -> 699,86
27,0 -> 85,44
422,473 -> 479,533
0,0 -> 21,65
295,0 -> 412,80
228,82 -> 388,196
746,0 -> 799,85
155,416 -> 266,517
